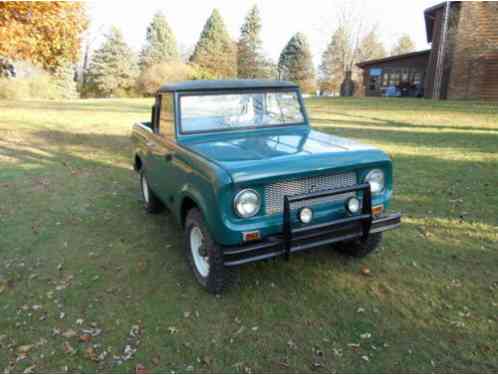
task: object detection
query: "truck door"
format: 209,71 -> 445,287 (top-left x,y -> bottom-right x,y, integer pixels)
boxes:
147,93 -> 178,207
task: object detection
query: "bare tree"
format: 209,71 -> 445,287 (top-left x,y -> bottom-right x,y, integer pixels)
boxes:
318,0 -> 383,93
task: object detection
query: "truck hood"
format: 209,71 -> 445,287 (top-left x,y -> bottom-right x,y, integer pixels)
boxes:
182,127 -> 390,184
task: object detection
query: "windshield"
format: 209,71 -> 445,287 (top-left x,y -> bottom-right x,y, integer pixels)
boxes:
179,90 -> 305,133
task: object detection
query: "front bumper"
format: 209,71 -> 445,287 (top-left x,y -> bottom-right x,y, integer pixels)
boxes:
222,183 -> 401,267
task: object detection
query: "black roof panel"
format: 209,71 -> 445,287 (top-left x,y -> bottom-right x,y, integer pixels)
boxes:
158,79 -> 298,92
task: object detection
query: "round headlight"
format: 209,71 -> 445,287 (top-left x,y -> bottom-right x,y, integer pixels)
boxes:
234,189 -> 261,218
299,207 -> 313,224
365,169 -> 385,194
346,197 -> 361,214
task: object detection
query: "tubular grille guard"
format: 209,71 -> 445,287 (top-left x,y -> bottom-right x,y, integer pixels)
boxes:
283,183 -> 372,260
264,172 -> 357,215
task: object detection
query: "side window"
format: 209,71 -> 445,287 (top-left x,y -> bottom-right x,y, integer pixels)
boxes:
159,93 -> 175,137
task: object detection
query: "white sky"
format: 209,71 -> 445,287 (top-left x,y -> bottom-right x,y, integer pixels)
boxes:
87,0 -> 438,64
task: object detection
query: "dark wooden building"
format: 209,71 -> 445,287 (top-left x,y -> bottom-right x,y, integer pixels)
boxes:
357,50 -> 430,97
357,1 -> 498,101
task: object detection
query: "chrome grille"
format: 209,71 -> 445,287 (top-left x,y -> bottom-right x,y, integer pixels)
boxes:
264,172 -> 357,215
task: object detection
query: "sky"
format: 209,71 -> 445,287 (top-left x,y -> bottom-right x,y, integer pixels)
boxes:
87,0 -> 438,64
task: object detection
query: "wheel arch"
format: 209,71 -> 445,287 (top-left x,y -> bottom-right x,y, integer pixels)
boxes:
133,153 -> 143,172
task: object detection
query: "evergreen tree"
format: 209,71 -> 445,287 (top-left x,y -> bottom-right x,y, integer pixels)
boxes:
86,27 -> 139,97
189,9 -> 236,78
391,34 -> 416,56
237,5 -> 266,78
140,11 -> 179,69
357,28 -> 386,63
319,26 -> 351,94
278,33 -> 316,93
53,61 -> 78,99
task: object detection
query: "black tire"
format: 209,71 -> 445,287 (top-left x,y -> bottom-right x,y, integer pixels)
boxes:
336,233 -> 383,258
185,208 -> 230,294
139,170 -> 163,214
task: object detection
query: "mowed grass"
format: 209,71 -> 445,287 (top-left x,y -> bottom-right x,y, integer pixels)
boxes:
0,97 -> 497,373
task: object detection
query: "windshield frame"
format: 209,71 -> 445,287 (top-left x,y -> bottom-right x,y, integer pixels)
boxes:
177,88 -> 309,135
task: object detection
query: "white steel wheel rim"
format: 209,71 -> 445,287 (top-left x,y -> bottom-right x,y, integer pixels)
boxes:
142,175 -> 150,203
190,226 -> 209,277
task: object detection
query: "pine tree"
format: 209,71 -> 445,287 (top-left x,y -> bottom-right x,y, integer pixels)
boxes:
391,34 -> 416,56
278,33 -> 316,93
189,9 -> 236,78
237,5 -> 266,78
140,11 -> 179,69
86,27 -> 139,97
53,61 -> 78,99
319,26 -> 351,94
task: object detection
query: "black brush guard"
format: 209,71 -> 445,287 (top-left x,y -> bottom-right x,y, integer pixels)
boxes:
223,183 -> 401,267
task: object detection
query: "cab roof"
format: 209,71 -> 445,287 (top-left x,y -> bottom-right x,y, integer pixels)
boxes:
158,79 -> 298,93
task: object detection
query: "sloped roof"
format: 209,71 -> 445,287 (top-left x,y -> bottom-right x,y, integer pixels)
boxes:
356,50 -> 431,69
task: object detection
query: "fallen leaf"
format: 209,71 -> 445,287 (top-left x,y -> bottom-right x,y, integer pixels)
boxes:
152,356 -> 160,366
63,341 -> 75,354
360,332 -> 372,339
62,329 -> 77,338
136,364 -> 147,374
79,334 -> 92,343
85,346 -> 97,361
17,345 -> 33,354
202,355 -> 212,366
360,266 -> 371,276
23,365 -> 36,374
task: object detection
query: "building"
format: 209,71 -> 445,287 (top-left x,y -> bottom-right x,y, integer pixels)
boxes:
357,1 -> 498,100
357,50 -> 430,97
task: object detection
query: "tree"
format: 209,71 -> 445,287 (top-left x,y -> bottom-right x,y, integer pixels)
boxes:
140,11 -> 179,69
53,61 -> 78,99
357,28 -> 386,63
86,27 -> 139,97
391,34 -> 416,56
278,33 -> 316,93
136,62 -> 194,96
319,26 -> 351,94
237,5 -> 266,78
0,2 -> 88,71
189,9 -> 236,78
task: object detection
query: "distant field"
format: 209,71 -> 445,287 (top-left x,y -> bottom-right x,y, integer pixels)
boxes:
0,97 -> 497,373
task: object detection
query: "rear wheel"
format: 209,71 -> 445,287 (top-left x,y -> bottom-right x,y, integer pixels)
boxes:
140,171 -> 163,214
185,208 -> 229,294
336,233 -> 383,258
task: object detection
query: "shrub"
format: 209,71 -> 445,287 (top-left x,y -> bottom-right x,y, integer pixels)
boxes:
136,62 -> 195,96
0,73 -> 61,100
0,78 -> 30,99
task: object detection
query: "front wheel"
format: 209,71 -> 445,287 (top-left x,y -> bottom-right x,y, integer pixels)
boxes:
336,233 -> 383,258
185,208 -> 230,294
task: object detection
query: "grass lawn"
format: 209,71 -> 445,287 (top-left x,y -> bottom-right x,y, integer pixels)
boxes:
0,97 -> 497,373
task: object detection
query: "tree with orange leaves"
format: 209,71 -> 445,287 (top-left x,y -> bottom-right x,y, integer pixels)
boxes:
0,2 -> 88,71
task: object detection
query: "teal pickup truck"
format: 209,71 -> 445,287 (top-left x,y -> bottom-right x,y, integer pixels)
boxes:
132,80 -> 401,293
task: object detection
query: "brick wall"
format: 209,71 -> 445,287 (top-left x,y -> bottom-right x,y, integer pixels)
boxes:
447,2 -> 498,100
